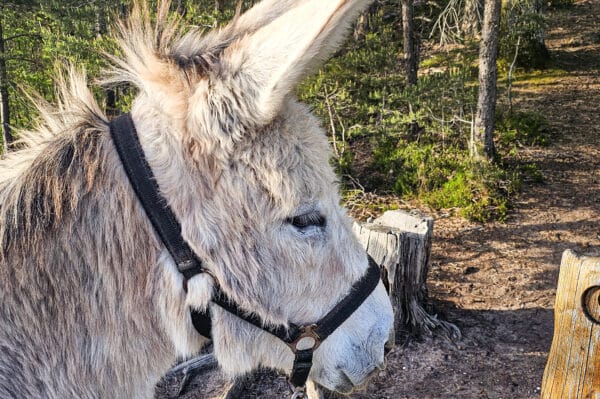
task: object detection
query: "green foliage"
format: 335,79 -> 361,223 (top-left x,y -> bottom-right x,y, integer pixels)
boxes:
517,162 -> 544,183
2,0 -> 236,134
496,110 -> 552,148
2,1 -> 126,131
300,32 -> 507,220
298,6 -> 548,222
298,5 -> 404,134
500,1 -> 549,68
372,137 -> 518,221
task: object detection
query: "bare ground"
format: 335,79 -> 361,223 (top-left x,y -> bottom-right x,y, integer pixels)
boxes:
157,2 -> 600,398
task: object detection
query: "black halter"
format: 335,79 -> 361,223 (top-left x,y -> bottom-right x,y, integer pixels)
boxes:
109,113 -> 383,394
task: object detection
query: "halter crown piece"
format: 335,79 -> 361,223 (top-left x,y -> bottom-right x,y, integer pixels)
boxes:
109,114 -> 383,396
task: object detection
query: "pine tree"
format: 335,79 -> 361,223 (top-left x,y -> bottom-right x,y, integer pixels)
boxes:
473,0 -> 501,161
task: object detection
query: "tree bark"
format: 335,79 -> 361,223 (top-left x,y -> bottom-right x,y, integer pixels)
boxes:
0,12 -> 13,151
176,0 -> 187,17
473,0 -> 501,161
94,4 -> 118,117
353,10 -> 368,41
401,0 -> 419,140
105,87 -> 117,117
401,0 -> 418,86
94,6 -> 106,38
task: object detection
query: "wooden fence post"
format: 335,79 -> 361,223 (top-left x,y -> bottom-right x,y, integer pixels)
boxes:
541,249 -> 600,399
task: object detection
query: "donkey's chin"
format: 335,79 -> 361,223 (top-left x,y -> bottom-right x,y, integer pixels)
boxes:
313,367 -> 375,395
332,373 -> 355,395
311,373 -> 352,395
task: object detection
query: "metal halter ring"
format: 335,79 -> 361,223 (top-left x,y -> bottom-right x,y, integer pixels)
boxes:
581,286 -> 600,325
286,324 -> 321,354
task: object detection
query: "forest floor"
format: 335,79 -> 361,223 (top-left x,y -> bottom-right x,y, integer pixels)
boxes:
156,1 -> 600,398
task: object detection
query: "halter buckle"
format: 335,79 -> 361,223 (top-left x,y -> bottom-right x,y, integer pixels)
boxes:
287,324 -> 321,354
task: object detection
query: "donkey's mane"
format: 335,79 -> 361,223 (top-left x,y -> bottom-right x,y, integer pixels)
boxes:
0,69 -> 109,259
0,0 -> 230,258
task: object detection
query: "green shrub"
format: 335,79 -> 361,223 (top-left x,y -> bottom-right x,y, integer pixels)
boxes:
296,4 -> 545,222
500,2 -> 550,68
518,162 -> 545,183
372,138 -> 517,221
496,110 -> 552,147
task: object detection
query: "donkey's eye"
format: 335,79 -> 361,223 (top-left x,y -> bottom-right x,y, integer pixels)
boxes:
287,212 -> 326,229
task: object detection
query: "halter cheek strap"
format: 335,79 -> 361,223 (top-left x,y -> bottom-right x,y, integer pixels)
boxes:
108,113 -> 204,280
109,113 -> 384,394
109,113 -> 213,335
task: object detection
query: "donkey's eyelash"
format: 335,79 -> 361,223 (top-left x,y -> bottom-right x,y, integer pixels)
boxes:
287,213 -> 326,229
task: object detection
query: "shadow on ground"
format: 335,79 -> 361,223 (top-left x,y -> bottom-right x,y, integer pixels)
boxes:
364,304 -> 553,399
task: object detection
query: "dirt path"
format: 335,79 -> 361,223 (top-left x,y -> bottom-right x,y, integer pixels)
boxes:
157,2 -> 600,398
361,2 -> 600,398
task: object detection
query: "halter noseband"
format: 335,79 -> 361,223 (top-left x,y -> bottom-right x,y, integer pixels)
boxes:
109,113 -> 383,396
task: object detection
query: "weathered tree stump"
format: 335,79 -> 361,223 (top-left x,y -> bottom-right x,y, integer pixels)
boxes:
353,209 -> 460,340
541,250 -> 600,399
158,209 -> 458,398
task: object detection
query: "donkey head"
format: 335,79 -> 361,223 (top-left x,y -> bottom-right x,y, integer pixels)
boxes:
112,0 -> 393,393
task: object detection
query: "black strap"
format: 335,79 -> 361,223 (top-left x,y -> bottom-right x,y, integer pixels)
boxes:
190,308 -> 213,338
208,257 -> 380,347
285,256 -> 381,390
211,288 -> 300,342
109,114 -> 204,279
312,256 -> 381,341
289,349 -> 314,389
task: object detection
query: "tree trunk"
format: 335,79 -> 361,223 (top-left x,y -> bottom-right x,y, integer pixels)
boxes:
473,0 -> 501,161
0,13 -> 13,151
95,6 -> 106,38
176,0 -> 187,17
401,0 -> 418,86
94,5 -> 118,117
353,10 -> 368,41
214,0 -> 223,12
105,87 -> 117,117
401,0 -> 419,140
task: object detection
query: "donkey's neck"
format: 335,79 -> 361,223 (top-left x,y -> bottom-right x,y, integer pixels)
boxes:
0,119 -> 205,398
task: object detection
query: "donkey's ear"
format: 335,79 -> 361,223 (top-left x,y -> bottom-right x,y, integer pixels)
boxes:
221,0 -> 371,123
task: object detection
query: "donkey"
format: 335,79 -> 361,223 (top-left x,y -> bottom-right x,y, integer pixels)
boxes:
0,1 -> 393,398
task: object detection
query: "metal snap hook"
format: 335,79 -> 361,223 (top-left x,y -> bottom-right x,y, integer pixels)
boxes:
291,386 -> 307,399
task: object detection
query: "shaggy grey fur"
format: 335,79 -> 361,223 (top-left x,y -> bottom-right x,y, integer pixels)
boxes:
0,1 -> 393,397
